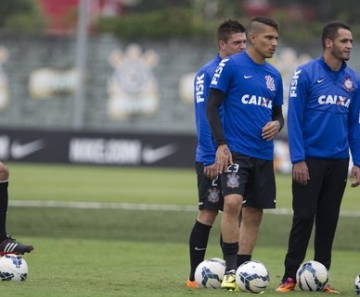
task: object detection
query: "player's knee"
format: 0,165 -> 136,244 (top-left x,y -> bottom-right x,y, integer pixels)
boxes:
0,163 -> 9,181
197,209 -> 218,226
243,207 -> 263,223
224,196 -> 242,214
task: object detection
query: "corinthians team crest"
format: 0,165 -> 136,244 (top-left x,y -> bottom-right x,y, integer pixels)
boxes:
343,77 -> 354,92
226,173 -> 240,189
265,75 -> 275,91
107,44 -> 160,120
207,188 -> 220,203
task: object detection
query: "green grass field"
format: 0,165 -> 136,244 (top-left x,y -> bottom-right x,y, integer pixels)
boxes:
1,163 -> 360,296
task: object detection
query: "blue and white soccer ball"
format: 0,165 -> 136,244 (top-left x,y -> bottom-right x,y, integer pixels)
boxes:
235,260 -> 270,293
194,257 -> 226,288
0,254 -> 28,281
296,260 -> 328,291
355,273 -> 360,295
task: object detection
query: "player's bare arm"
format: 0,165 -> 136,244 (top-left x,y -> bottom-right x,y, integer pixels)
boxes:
292,161 -> 310,186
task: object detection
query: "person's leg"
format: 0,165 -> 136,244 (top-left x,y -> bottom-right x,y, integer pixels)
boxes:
314,159 -> 348,269
277,158 -> 325,292
237,206 -> 263,267
221,193 -> 242,268
237,158 -> 274,267
220,193 -> 242,290
187,163 -> 222,287
0,162 -> 9,240
220,156 -> 249,291
0,162 -> 34,255
188,210 -> 218,284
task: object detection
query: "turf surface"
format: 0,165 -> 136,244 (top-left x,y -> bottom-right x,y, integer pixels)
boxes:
1,163 -> 359,296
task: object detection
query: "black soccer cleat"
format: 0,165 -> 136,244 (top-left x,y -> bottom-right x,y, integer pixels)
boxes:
0,236 -> 34,256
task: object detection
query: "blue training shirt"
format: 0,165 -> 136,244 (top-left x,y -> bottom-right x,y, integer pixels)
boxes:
209,51 -> 284,160
194,54 -> 222,166
287,57 -> 360,166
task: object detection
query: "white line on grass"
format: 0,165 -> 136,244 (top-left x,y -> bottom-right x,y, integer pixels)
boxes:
8,200 -> 360,217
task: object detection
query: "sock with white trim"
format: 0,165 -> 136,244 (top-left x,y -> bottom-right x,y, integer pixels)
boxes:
188,220 -> 211,281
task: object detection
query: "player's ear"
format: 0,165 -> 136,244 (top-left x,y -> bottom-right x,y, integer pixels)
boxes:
324,38 -> 333,49
247,32 -> 256,45
218,39 -> 226,51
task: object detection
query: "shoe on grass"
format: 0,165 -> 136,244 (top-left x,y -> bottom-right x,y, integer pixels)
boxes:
221,270 -> 237,291
186,279 -> 198,288
0,236 -> 34,256
322,284 -> 340,294
275,277 -> 296,292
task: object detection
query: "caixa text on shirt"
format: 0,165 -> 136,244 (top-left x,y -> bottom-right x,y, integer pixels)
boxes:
241,94 -> 273,109
318,95 -> 350,107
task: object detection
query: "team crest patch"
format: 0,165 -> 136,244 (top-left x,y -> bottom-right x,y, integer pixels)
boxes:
343,77 -> 353,91
265,75 -> 275,91
207,188 -> 220,203
226,173 -> 240,189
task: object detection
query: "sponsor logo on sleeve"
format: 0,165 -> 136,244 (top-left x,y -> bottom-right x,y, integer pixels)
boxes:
289,69 -> 302,98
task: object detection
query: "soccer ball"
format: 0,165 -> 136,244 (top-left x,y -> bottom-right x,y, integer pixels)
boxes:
235,260 -> 270,293
194,257 -> 226,288
296,260 -> 328,291
355,273 -> 360,295
0,254 -> 28,281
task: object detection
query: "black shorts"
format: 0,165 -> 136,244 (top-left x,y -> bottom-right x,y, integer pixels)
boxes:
220,153 -> 276,209
196,162 -> 224,211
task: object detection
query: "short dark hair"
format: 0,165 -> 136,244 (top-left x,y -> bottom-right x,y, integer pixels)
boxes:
217,19 -> 245,43
248,16 -> 279,33
321,21 -> 351,49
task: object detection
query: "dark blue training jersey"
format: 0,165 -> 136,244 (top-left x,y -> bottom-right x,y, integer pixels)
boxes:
209,51 -> 284,160
194,54 -> 221,165
287,57 -> 360,166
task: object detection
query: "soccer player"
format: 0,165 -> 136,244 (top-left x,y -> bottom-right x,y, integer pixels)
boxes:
187,19 -> 247,288
206,16 -> 284,291
276,21 -> 360,294
0,161 -> 34,255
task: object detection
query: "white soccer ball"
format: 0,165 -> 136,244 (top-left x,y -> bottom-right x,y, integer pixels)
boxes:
235,260 -> 270,293
0,254 -> 28,281
194,257 -> 226,288
296,260 -> 328,291
355,273 -> 360,295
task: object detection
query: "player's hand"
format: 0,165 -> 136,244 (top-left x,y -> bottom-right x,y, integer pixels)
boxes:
261,120 -> 280,141
292,161 -> 310,186
204,163 -> 219,180
349,165 -> 360,188
215,144 -> 232,174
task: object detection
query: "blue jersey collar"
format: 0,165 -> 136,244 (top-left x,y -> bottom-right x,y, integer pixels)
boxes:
320,56 -> 347,73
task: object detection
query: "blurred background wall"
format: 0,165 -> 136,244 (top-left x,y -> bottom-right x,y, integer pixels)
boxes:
0,0 -> 359,171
